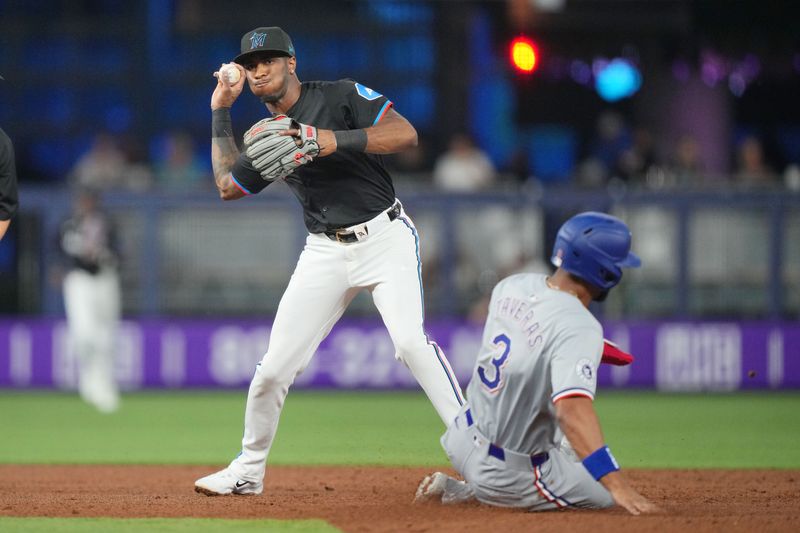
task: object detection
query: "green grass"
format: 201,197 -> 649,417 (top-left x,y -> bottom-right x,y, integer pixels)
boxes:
596,391 -> 800,468
0,517 -> 339,532
0,390 -> 798,468
0,390 -> 445,465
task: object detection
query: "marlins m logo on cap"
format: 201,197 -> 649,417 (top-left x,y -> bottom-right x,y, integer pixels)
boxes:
250,32 -> 267,49
234,27 -> 296,65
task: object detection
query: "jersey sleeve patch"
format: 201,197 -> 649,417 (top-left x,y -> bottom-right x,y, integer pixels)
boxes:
551,387 -> 595,403
372,101 -> 393,125
575,358 -> 596,385
354,82 -> 383,101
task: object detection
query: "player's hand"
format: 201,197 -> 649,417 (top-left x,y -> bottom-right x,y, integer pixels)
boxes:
243,117 -> 320,181
211,64 -> 246,110
279,126 -> 336,157
611,486 -> 660,515
603,474 -> 660,515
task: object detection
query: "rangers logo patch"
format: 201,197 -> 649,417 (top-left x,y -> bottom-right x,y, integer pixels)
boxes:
355,83 -> 382,101
576,358 -> 595,384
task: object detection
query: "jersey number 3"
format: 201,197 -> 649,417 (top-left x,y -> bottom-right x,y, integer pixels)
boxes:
478,333 -> 511,392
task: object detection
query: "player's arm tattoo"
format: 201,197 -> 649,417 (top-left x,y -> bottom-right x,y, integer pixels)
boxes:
211,108 -> 245,200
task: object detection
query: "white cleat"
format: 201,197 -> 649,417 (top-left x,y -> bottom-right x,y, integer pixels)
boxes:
414,472 -> 448,503
194,468 -> 263,496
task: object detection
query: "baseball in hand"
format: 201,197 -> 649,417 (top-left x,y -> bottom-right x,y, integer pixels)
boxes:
219,63 -> 241,84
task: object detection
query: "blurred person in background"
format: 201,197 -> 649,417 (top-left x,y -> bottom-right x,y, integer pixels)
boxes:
665,134 -> 705,188
69,132 -> 151,191
118,133 -> 155,192
154,131 -> 208,191
784,163 -> 800,191
576,111 -> 632,188
56,188 -> 122,413
0,75 -> 18,241
734,135 -> 778,188
617,127 -> 659,186
433,132 -> 496,191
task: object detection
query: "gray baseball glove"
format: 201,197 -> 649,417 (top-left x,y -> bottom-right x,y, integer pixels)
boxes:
243,115 -> 320,181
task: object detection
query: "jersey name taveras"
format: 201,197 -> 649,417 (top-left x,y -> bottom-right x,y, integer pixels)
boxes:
232,79 -> 396,233
465,273 -> 604,455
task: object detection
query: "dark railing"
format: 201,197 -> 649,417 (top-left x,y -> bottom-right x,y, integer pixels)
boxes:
7,184 -> 800,320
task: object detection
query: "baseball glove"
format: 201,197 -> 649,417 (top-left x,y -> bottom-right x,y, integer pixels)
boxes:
243,115 -> 320,181
601,339 -> 634,366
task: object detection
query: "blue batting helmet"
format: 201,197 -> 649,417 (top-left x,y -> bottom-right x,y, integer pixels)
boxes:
551,211 -> 641,292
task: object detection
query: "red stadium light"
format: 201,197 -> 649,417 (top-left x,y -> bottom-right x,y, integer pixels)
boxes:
510,37 -> 538,73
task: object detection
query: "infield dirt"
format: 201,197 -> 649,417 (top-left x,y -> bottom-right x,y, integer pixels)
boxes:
1,465 -> 798,532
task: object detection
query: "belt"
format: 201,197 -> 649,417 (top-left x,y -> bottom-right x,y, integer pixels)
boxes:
463,408 -> 549,470
323,201 -> 401,243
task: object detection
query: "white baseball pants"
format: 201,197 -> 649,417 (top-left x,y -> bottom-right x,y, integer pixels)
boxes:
229,204 -> 464,481
63,267 -> 121,413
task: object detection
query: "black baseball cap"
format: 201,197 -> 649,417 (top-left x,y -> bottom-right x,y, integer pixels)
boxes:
233,27 -> 295,65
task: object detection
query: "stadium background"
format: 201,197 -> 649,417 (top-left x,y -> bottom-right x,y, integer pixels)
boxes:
1,0 -> 798,392
0,2 -> 799,531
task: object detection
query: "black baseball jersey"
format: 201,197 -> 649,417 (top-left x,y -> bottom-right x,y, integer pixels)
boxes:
231,79 -> 396,233
0,127 -> 19,222
58,210 -> 119,275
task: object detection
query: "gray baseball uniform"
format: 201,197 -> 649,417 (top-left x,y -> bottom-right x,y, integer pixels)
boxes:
440,272 -> 614,510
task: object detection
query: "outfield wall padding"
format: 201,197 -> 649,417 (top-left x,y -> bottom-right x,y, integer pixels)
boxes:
0,319 -> 797,390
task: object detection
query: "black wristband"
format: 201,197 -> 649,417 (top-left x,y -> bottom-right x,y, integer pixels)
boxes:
333,129 -> 368,152
212,108 -> 233,138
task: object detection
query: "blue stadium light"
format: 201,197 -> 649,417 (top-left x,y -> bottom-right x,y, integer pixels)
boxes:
594,58 -> 642,102
570,60 -> 592,85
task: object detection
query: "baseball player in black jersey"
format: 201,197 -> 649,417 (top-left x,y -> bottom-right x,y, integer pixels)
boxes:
0,76 -> 19,242
0,127 -> 17,242
195,26 -> 464,496
57,189 -> 122,413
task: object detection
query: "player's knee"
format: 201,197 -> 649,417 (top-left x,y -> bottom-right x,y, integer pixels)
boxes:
392,335 -> 427,363
73,339 -> 94,358
251,363 -> 292,394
